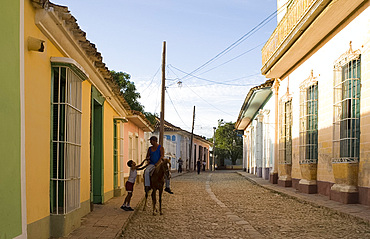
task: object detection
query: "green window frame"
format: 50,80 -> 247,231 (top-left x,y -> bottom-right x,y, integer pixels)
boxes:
50,58 -> 87,214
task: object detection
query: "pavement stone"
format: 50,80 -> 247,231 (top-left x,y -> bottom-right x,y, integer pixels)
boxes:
60,171 -> 370,238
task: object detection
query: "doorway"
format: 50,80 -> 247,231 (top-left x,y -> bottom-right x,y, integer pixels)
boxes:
90,86 -> 105,207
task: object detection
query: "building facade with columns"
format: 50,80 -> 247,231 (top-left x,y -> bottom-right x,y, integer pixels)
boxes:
236,80 -> 276,181
259,0 -> 370,205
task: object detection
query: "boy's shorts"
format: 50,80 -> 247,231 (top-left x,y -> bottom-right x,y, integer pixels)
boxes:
125,181 -> 134,192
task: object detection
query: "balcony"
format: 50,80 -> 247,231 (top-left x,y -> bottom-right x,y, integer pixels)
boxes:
262,0 -> 316,65
261,0 -> 366,78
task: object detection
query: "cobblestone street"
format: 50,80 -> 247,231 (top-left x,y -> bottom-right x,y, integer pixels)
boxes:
120,172 -> 370,239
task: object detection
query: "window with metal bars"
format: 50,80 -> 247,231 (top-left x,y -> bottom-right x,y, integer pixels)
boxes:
299,80 -> 318,164
51,65 -> 83,214
333,56 -> 361,163
279,98 -> 292,164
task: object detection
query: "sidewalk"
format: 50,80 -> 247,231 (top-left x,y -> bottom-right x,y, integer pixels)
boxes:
61,171 -> 185,239
237,171 -> 370,224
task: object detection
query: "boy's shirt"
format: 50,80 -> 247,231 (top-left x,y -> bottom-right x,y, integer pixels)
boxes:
127,168 -> 137,183
127,161 -> 147,184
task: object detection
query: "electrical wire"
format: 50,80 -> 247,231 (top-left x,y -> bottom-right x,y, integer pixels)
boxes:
182,82 -> 235,117
141,66 -> 161,94
196,42 -> 265,76
180,1 -> 289,81
168,65 -> 259,87
165,88 -> 189,128
181,10 -> 278,81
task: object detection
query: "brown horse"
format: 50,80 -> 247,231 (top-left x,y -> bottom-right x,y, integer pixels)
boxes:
143,159 -> 170,215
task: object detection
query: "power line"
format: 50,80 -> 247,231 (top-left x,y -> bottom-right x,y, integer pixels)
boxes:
169,86 -> 210,127
181,10 -> 278,81
180,1 -> 290,82
182,82 -> 235,117
165,88 -> 189,128
141,66 -> 161,94
169,65 -> 259,86
196,42 -> 265,76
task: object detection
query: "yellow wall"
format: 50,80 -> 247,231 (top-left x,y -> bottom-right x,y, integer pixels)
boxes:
24,0 -> 65,224
103,102 -> 119,196
80,81 -> 92,202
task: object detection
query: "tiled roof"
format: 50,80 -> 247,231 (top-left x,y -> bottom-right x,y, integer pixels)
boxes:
131,110 -> 155,129
32,0 -> 132,113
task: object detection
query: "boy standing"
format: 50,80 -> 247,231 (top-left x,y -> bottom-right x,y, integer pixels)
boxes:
121,160 -> 146,211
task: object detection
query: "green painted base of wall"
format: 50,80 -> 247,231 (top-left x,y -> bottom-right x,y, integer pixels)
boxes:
104,190 -> 114,203
48,200 -> 90,238
27,215 -> 50,239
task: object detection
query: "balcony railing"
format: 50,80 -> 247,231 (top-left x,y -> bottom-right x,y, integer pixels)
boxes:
262,0 -> 316,67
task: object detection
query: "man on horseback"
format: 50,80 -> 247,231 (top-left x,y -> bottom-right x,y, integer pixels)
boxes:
144,136 -> 174,194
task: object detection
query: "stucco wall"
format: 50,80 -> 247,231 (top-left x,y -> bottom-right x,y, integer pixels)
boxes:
278,7 -> 369,184
103,103 -> 118,197
80,81 -> 91,203
0,0 -> 23,237
24,0 -> 65,225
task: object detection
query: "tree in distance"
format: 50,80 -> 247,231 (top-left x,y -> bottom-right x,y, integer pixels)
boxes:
213,119 -> 243,166
111,70 -> 157,125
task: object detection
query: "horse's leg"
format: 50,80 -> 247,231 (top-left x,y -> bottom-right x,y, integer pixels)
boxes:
151,189 -> 156,216
159,188 -> 163,215
143,192 -> 147,211
143,187 -> 149,211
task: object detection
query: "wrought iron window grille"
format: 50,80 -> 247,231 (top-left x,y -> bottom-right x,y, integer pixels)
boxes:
332,42 -> 361,164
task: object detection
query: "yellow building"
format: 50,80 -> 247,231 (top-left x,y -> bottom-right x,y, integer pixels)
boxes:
259,0 -> 370,205
23,1 -> 153,237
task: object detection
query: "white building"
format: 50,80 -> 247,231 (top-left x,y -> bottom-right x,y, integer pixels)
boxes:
236,80 -> 277,182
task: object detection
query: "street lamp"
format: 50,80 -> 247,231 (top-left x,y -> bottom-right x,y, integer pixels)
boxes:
213,127 -> 216,171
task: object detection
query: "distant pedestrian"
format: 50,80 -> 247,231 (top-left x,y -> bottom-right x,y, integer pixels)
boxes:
202,160 -> 206,171
177,158 -> 183,173
197,159 -> 201,174
121,160 -> 146,211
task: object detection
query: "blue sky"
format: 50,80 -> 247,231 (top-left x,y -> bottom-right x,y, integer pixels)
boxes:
54,0 -> 277,138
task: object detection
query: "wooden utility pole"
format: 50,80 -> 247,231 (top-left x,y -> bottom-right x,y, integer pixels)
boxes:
189,106 -> 195,170
159,41 -> 166,146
